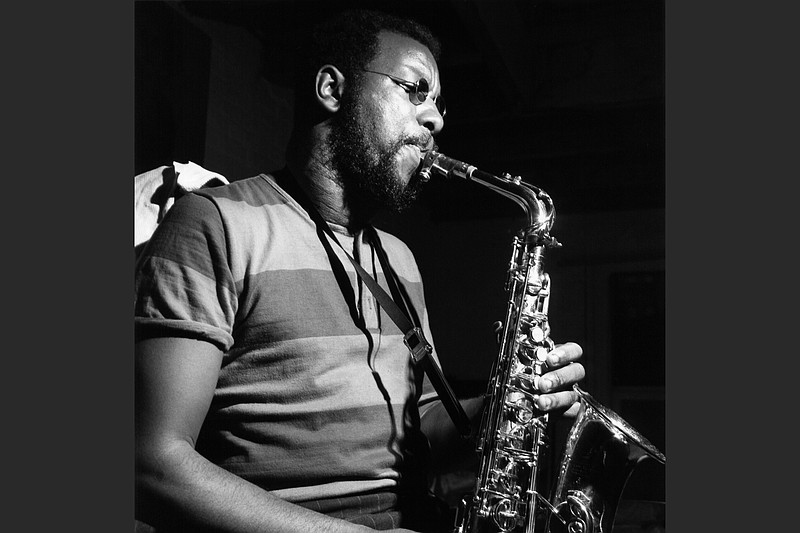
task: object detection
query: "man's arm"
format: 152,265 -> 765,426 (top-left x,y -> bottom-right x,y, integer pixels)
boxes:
135,337 -> 400,533
420,396 -> 485,476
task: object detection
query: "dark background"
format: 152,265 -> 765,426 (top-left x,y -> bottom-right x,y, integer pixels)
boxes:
136,0 -> 664,214
135,0 -> 665,506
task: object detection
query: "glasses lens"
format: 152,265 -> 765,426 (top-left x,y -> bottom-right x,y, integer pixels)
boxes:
435,94 -> 446,117
413,78 -> 446,117
413,78 -> 429,105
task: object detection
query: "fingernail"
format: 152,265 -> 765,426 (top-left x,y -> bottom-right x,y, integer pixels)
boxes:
541,378 -> 552,391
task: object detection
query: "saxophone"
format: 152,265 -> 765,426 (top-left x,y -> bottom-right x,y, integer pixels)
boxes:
418,151 -> 666,533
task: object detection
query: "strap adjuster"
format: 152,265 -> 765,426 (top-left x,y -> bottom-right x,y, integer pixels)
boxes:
404,327 -> 433,363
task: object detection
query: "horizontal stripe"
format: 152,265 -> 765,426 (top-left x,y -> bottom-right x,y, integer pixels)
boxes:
215,336 -> 418,409
235,268 -> 421,342
198,403 -> 423,488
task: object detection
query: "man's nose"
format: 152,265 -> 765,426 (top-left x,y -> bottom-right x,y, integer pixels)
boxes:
418,99 -> 444,135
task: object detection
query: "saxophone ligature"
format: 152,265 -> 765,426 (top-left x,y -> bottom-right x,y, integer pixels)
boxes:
417,150 -> 666,533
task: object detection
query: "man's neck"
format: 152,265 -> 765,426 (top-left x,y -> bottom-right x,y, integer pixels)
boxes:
285,132 -> 376,232
284,160 -> 374,233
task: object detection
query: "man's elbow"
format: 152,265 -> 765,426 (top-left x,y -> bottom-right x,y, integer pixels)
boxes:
140,433 -> 201,488
134,438 -> 195,526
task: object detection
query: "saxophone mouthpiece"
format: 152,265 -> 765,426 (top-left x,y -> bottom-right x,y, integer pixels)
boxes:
416,146 -> 440,183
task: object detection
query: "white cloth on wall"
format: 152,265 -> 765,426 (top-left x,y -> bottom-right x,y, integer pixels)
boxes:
134,161 -> 229,248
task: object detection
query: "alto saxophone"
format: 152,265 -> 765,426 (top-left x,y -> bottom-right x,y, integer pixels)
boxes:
418,151 -> 666,533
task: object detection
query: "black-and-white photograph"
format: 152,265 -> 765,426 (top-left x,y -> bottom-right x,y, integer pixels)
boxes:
134,1 -> 666,531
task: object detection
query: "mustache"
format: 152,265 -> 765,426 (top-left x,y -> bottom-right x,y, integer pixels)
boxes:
405,133 -> 435,153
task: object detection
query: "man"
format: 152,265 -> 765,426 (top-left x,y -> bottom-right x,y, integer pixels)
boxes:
134,9 -> 585,532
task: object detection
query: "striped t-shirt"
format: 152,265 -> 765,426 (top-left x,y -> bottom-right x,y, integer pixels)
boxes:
134,173 -> 441,515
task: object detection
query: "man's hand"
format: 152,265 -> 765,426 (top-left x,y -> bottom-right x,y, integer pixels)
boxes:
534,341 -> 585,417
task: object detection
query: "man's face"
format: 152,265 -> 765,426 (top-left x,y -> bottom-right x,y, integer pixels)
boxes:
329,31 -> 445,213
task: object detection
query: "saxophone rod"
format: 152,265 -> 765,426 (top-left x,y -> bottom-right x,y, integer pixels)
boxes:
418,149 -> 525,199
417,149 -> 560,246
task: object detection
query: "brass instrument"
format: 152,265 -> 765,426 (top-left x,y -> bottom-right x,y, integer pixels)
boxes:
418,151 -> 666,533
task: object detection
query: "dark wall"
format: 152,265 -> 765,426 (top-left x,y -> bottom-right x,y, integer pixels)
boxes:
135,1 -> 211,174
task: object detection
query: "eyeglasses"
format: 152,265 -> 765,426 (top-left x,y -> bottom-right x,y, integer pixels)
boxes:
359,69 -> 446,118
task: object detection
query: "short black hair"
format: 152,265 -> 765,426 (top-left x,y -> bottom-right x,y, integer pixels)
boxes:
294,8 -> 441,96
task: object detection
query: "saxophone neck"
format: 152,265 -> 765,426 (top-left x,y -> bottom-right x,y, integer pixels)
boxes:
419,150 -> 561,248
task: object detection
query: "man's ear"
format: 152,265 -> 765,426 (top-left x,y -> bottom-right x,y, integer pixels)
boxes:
315,65 -> 346,113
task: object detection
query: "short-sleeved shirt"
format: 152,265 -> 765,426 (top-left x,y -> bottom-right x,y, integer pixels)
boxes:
134,172 -> 441,517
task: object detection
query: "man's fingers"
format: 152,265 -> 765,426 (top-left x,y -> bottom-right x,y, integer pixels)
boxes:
535,389 -> 580,413
539,363 -> 585,393
546,342 -> 583,367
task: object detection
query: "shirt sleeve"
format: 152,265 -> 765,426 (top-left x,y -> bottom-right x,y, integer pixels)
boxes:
134,192 -> 238,351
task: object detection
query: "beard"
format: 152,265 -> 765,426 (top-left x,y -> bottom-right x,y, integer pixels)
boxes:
328,90 -> 427,214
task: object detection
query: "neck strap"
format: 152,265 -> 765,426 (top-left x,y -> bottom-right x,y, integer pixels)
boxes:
275,169 -> 471,438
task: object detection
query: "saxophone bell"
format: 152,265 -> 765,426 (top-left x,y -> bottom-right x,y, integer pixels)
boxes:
546,385 -> 665,533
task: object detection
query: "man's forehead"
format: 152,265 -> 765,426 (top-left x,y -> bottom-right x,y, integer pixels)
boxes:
371,30 -> 438,77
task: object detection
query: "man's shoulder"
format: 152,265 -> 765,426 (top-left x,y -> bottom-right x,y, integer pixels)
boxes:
192,173 -> 292,207
194,173 -> 270,197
